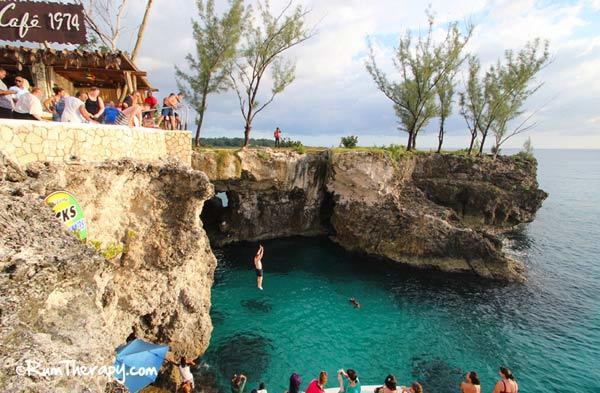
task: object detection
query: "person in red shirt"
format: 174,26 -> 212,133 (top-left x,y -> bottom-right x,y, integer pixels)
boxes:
274,127 -> 282,146
144,90 -> 158,109
306,371 -> 327,393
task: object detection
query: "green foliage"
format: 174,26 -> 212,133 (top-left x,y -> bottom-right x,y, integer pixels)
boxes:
523,136 -> 533,155
340,135 -> 358,148
198,137 -> 275,147
88,239 -> 125,260
459,39 -> 550,157
279,137 -> 304,148
516,137 -> 535,160
294,144 -> 306,154
230,0 -> 314,146
365,11 -> 472,150
382,144 -> 408,161
256,151 -> 270,160
176,0 -> 245,144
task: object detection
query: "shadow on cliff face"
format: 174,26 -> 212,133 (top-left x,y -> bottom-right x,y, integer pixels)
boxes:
410,356 -> 464,393
201,191 -> 235,246
208,333 -> 273,382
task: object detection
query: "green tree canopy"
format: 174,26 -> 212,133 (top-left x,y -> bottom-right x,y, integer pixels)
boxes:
366,13 -> 472,151
176,0 -> 245,145
229,0 -> 314,147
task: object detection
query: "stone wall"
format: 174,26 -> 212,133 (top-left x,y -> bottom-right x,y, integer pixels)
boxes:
0,119 -> 191,166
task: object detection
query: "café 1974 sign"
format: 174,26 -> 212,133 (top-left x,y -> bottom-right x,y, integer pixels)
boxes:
0,0 -> 87,45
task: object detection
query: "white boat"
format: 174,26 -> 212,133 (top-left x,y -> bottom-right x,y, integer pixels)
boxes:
324,385 -> 381,393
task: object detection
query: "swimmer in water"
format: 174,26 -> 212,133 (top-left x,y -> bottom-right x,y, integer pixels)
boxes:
254,244 -> 264,290
349,298 -> 360,308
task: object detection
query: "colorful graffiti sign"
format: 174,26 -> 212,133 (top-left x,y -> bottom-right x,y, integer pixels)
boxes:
44,191 -> 87,240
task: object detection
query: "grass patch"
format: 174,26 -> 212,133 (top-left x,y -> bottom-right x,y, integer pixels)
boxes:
256,151 -> 270,160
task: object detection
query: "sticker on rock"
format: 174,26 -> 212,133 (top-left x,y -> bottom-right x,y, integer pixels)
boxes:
44,191 -> 88,240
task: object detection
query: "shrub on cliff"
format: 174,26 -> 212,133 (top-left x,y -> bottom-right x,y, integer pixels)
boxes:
340,135 -> 358,148
272,137 -> 306,154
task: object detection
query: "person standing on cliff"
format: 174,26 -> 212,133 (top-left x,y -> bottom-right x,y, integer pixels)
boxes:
274,127 -> 282,146
254,244 -> 264,290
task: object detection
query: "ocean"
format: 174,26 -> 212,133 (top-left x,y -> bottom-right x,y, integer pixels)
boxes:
198,150 -> 600,393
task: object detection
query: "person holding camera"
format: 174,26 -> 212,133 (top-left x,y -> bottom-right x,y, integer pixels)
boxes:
337,369 -> 360,393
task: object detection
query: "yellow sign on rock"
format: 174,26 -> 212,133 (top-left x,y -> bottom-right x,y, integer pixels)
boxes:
44,191 -> 87,240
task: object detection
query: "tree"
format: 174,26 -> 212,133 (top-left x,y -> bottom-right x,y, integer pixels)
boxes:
459,55 -> 486,155
229,0 -> 314,147
489,39 -> 550,157
366,13 -> 472,151
435,69 -> 456,153
459,39 -> 549,156
176,0 -> 245,146
523,136 -> 533,155
83,0 -> 129,51
131,0 -> 154,62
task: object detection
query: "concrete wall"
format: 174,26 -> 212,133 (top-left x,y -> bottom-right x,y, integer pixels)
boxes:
0,119 -> 191,166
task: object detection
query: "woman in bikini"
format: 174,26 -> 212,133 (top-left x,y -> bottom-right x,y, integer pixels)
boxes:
375,374 -> 398,393
460,371 -> 481,393
492,367 -> 518,393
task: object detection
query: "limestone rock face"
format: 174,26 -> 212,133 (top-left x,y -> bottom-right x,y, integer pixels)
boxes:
411,154 -> 548,229
193,148 -> 546,281
192,149 -> 330,245
327,151 -> 546,281
0,154 -> 216,392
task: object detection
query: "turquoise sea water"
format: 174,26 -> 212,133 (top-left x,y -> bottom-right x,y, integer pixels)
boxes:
198,150 -> 600,393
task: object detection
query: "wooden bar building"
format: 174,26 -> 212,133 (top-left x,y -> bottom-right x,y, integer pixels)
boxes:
0,45 -> 155,102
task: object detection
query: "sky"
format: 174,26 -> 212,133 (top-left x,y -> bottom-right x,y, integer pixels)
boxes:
7,0 -> 600,148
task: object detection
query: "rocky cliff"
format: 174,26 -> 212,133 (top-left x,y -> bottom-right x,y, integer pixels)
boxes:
0,153 -> 216,392
193,149 -> 546,281
193,149 -> 330,245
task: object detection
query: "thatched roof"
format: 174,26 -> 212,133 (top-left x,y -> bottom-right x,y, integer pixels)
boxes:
0,46 -> 154,90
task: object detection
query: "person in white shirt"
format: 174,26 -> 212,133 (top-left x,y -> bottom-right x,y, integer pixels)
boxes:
257,381 -> 268,393
0,67 -> 16,118
61,91 -> 94,123
168,356 -> 195,391
10,77 -> 30,102
13,87 -> 44,121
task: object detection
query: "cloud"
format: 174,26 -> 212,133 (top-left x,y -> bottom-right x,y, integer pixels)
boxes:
122,0 -> 600,148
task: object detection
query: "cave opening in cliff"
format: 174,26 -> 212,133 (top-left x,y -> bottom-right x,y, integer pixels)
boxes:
201,190 -> 236,243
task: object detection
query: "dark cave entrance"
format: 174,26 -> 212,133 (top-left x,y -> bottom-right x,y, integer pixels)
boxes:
201,190 -> 237,244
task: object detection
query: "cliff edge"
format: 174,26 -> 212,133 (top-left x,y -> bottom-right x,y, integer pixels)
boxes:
193,148 -> 547,281
0,153 -> 216,392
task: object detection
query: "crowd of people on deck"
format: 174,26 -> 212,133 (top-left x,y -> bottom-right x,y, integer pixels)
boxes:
0,67 -> 185,129
171,357 -> 519,393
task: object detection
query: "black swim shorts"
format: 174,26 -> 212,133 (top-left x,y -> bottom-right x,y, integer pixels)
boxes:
255,268 -> 263,277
